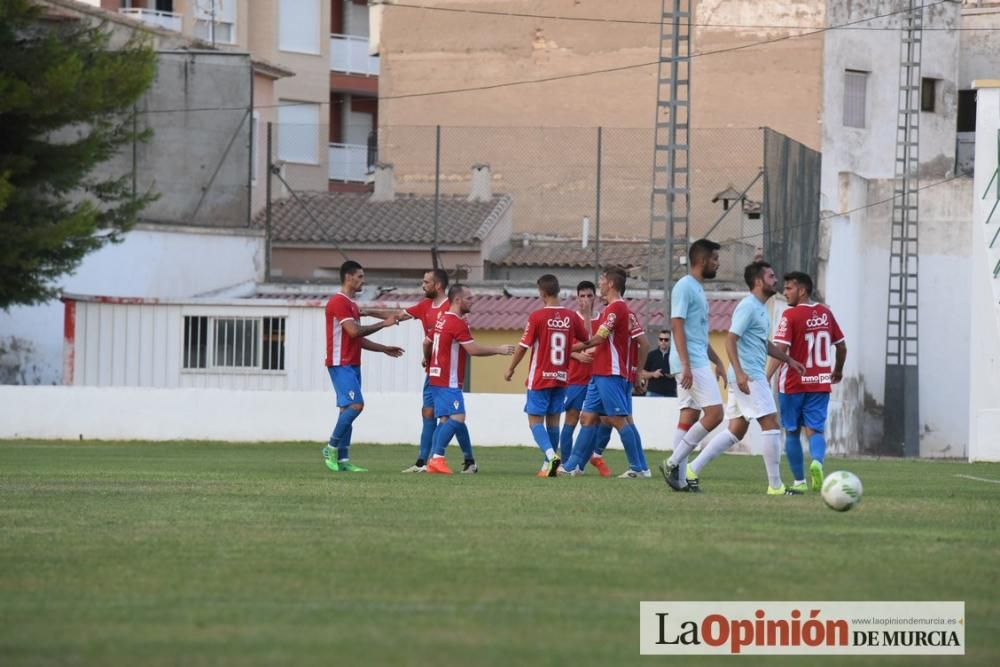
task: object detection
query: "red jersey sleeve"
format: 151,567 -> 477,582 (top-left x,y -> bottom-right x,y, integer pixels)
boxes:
455,317 -> 474,344
519,312 -> 539,348
405,300 -> 428,320
773,310 -> 794,345
829,310 -> 845,345
598,301 -> 628,335
627,311 -> 644,338
329,295 -> 356,322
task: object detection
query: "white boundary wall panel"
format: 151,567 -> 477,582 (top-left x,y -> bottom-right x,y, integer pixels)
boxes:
0,387 -> 765,453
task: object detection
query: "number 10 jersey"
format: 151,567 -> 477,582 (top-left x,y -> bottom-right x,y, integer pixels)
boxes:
772,303 -> 845,394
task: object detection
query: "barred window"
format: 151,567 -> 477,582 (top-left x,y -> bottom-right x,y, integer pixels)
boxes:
844,70 -> 868,129
183,316 -> 286,371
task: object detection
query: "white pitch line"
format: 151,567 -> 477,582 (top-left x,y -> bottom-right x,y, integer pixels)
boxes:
955,474 -> 1000,485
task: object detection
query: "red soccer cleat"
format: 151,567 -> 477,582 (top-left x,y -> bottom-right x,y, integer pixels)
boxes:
427,457 -> 453,475
590,455 -> 612,477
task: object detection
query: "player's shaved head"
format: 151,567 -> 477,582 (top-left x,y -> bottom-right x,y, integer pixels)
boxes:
447,283 -> 467,301
537,274 -> 560,297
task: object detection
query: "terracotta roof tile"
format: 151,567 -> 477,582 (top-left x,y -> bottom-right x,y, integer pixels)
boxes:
253,192 -> 511,246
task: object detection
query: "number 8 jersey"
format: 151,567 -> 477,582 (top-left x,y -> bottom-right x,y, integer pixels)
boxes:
772,302 -> 845,394
519,306 -> 590,390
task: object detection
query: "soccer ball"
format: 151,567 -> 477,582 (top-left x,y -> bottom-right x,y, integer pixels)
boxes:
821,471 -> 863,512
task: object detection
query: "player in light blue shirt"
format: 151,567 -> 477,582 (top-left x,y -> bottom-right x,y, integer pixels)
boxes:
660,239 -> 728,493
688,261 -> 804,495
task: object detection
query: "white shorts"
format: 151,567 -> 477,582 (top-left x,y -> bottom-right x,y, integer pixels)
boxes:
725,378 -> 778,421
675,366 -> 723,410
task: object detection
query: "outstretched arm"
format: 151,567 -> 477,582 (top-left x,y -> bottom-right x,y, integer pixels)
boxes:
505,346 -> 529,381
342,314 -> 398,339
465,341 -> 515,357
361,339 -> 404,357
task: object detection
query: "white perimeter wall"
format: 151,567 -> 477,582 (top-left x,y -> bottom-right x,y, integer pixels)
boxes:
0,386 -> 770,454
0,225 -> 265,386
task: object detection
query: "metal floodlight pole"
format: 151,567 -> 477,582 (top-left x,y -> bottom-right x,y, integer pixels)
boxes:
265,121 -> 273,281
432,124 -> 441,270
595,126 -> 603,281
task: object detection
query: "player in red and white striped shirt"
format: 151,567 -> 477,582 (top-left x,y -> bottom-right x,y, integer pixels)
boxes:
767,271 -> 847,492
425,285 -> 515,475
323,261 -> 403,473
505,274 -> 589,476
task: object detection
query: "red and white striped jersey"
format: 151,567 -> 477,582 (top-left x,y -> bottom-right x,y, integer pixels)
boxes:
325,293 -> 361,367
518,306 -> 590,390
567,313 -> 598,385
405,297 -> 450,337
773,303 -> 845,394
591,300 -> 644,378
428,312 -> 474,389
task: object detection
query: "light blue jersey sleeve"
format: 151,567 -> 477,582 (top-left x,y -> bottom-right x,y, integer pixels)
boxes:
729,299 -> 753,338
671,279 -> 691,320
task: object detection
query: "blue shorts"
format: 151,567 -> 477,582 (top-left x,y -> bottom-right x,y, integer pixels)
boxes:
779,392 -> 830,432
524,387 -> 567,416
431,386 -> 466,418
564,384 -> 588,412
328,365 -> 363,408
422,375 -> 434,410
582,376 -> 631,417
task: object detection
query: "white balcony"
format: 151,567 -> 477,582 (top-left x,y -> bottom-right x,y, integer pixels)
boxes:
328,143 -> 370,182
330,34 -> 379,76
119,8 -> 182,33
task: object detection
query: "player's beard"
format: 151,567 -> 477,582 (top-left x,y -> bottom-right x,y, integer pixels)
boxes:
703,266 -> 718,280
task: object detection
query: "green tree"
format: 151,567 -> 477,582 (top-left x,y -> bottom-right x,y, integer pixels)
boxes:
0,0 -> 157,308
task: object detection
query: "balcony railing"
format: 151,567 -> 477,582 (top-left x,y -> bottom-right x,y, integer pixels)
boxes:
330,34 -> 379,76
119,8 -> 182,33
329,143 -> 371,182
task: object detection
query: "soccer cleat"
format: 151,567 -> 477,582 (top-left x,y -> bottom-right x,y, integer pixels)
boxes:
427,457 -> 453,475
659,461 -> 688,492
322,447 -> 339,472
790,481 -> 808,493
401,464 -> 427,473
618,469 -> 652,479
337,461 -> 367,472
685,465 -> 702,493
543,456 -> 561,478
461,460 -> 479,474
767,484 -> 804,496
589,455 -> 613,478
556,465 -> 583,477
810,460 -> 824,492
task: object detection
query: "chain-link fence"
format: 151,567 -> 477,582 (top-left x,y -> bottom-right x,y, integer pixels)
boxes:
273,123 -> 819,286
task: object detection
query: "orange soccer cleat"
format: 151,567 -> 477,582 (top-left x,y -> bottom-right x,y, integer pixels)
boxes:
589,455 -> 612,477
427,457 -> 453,475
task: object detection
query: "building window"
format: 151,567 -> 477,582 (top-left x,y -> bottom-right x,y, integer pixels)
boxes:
183,316 -> 286,371
279,0 -> 321,54
277,101 -> 320,164
844,70 -> 868,128
921,78 -> 938,112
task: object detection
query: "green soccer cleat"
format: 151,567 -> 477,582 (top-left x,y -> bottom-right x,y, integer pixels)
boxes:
790,481 -> 808,493
338,461 -> 368,472
810,460 -> 824,492
767,484 -> 804,496
322,447 -> 338,472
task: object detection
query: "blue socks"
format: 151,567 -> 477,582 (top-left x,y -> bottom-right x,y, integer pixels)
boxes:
454,421 -> 474,461
785,430 -> 804,480
620,424 -> 647,472
809,432 -> 826,465
559,423 -> 576,460
547,426 -> 560,452
564,425 -> 597,471
432,419 -> 460,457
331,407 -> 362,460
418,416 -> 436,463
530,423 -> 551,456
594,424 -> 613,456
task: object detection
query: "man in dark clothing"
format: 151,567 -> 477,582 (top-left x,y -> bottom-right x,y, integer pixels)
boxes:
643,329 -> 677,397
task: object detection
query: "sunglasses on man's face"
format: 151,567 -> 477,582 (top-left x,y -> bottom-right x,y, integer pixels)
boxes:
658,338 -> 669,342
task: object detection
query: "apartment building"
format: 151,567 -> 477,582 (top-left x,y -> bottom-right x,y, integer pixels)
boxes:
80,0 -> 379,193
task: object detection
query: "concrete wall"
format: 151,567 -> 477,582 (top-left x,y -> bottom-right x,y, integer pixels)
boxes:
822,0 -> 961,211
822,172 -> 974,457
0,225 -> 265,386
960,5 -> 1000,87
968,82 -> 1000,462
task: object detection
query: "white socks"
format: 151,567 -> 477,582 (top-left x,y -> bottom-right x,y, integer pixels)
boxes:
668,421 -> 710,468
691,430 -> 740,476
762,429 -> 783,488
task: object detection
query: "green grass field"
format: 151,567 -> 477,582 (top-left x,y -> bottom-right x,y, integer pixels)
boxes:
1,441 -> 998,666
